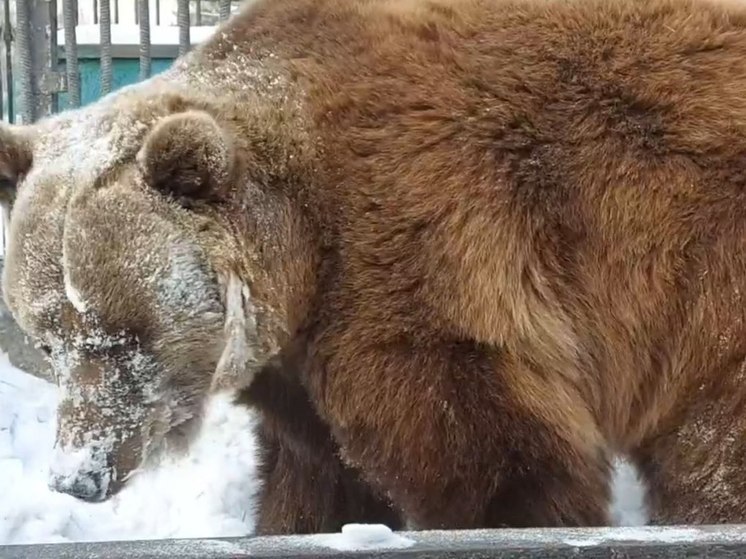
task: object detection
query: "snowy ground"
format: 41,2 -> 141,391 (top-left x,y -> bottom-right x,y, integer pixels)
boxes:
0,351 -> 648,545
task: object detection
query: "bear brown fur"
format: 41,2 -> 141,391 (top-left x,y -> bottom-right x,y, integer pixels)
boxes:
3,0 -> 746,533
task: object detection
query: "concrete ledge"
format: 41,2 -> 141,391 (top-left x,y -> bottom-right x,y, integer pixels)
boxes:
0,260 -> 53,382
3,525 -> 746,559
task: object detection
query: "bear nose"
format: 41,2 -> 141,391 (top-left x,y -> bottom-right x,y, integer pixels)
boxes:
48,470 -> 108,502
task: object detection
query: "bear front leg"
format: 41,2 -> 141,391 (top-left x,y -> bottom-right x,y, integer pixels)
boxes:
313,336 -> 612,529
253,419 -> 403,535
239,351 -> 402,535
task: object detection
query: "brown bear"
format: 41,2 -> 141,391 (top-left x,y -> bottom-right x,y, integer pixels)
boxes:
3,0 -> 746,534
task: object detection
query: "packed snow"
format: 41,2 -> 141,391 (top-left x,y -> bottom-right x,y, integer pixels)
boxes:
310,524 -> 416,551
0,351 -> 648,545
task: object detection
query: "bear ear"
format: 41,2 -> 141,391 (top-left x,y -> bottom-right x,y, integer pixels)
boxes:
0,124 -> 33,214
137,110 -> 235,202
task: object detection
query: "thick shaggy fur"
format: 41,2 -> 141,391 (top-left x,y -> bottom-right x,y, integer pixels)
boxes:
3,0 -> 746,530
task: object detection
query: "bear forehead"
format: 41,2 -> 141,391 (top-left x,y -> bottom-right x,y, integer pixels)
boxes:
30,103 -> 154,183
8,106 -> 146,275
6,93 -> 199,329
11,77 -> 190,256
25,71 -> 186,188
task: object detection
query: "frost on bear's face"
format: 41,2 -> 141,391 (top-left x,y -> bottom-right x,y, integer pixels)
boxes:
0,89 -> 250,502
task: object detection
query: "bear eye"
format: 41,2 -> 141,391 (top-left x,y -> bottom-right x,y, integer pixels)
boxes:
38,344 -> 52,356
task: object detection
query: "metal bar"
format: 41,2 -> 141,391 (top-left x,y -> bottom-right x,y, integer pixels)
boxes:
14,0 -> 34,123
93,0 -> 98,24
4,525 -> 746,558
0,25 -> 3,121
48,0 -> 59,113
2,0 -> 12,122
195,0 -> 202,26
177,0 -> 190,56
29,0 -> 54,118
100,0 -> 112,95
114,0 -> 119,24
62,0 -> 80,108
138,0 -> 151,80
0,0 -> 4,120
155,0 -> 160,26
219,0 -> 231,22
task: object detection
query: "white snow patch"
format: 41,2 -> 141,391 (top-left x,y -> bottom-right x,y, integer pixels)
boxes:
0,351 -> 259,544
310,524 -> 416,551
609,456 -> 648,526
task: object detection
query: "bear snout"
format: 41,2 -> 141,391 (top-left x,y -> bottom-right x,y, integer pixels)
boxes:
48,468 -> 111,502
47,441 -> 120,502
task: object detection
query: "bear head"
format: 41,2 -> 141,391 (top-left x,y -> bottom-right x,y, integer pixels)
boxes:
0,83 -> 294,502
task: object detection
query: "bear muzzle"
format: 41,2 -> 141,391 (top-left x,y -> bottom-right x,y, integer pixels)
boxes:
47,440 -> 122,502
48,468 -> 112,502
